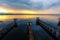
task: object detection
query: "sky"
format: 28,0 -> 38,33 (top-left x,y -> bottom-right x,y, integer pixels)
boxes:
0,0 -> 60,14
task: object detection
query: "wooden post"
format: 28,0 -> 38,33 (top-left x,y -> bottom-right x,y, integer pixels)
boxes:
57,18 -> 60,26
13,18 -> 17,28
36,17 -> 40,25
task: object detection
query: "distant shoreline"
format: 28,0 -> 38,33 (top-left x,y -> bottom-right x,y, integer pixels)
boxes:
0,13 -> 60,15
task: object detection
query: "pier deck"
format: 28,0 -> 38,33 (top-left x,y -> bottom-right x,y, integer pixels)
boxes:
0,19 -> 55,40
36,18 -> 60,40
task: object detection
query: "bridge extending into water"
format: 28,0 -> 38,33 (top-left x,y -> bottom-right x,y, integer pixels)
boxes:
0,18 -> 60,40
36,18 -> 60,40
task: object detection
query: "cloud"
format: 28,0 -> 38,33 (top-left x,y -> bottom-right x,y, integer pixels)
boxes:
30,0 -> 60,10
0,0 -> 60,10
0,0 -> 32,10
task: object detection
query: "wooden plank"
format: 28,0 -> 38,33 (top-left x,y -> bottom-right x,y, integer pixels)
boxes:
27,22 -> 34,40
36,18 -> 59,40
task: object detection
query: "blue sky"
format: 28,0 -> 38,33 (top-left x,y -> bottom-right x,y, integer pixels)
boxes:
0,0 -> 60,10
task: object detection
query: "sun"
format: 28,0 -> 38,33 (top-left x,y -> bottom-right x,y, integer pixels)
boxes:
0,8 -> 8,13
0,7 -> 8,21
0,7 -> 9,13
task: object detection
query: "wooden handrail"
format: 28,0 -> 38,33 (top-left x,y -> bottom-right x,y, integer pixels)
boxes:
36,18 -> 59,40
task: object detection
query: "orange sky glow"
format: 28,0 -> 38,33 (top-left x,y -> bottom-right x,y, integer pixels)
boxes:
0,6 -> 60,21
0,6 -> 60,14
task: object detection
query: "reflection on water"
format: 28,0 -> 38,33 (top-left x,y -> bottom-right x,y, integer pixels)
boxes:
0,15 -> 60,27
0,15 -> 60,40
0,15 -> 60,21
0,15 -> 36,21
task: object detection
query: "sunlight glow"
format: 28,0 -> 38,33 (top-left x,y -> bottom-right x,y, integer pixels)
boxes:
0,8 -> 8,13
0,15 -> 7,21
21,10 -> 37,14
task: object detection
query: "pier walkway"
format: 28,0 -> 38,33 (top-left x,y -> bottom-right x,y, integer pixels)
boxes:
0,19 -> 56,40
36,18 -> 60,40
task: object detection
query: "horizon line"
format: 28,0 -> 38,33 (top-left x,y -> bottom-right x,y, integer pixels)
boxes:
0,13 -> 60,15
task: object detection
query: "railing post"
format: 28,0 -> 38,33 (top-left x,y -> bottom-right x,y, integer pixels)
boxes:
13,18 -> 17,28
36,17 -> 40,25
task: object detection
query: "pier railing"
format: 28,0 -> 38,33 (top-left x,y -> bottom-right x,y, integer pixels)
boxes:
0,19 -> 17,40
0,19 -> 35,40
0,18 -> 59,40
36,18 -> 60,40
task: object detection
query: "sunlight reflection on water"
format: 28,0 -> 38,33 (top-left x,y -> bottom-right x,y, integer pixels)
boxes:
0,15 -> 60,21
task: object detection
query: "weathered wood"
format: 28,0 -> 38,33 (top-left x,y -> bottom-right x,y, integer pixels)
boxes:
0,19 -> 17,40
36,18 -> 59,40
27,21 -> 34,40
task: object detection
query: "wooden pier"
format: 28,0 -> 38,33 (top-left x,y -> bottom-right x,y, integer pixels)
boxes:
27,21 -> 34,40
0,19 -> 35,40
0,18 -> 59,40
0,19 -> 17,40
36,18 -> 60,40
